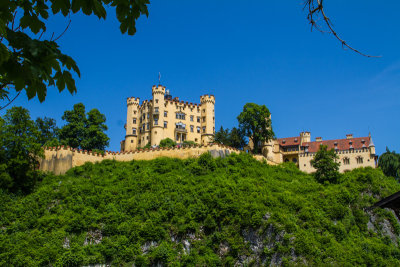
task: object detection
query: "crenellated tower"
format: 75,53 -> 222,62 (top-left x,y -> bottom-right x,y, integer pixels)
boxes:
124,97 -> 140,151
200,94 -> 215,145
151,85 -> 166,146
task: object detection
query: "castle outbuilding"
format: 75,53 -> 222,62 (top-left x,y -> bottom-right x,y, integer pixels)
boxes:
121,85 -> 215,151
258,132 -> 377,173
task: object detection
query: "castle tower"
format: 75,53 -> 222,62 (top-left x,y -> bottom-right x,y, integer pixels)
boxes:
150,85 -> 166,146
200,94 -> 215,145
300,131 -> 311,145
369,132 -> 376,155
124,97 -> 140,151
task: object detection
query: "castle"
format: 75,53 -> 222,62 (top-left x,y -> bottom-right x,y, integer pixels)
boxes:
259,132 -> 377,173
121,85 -> 215,151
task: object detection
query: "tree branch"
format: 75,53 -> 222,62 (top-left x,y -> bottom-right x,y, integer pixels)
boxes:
304,0 -> 381,58
0,90 -> 21,111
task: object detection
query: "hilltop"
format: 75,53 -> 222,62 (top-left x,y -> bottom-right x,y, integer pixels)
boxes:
1,152 -> 400,266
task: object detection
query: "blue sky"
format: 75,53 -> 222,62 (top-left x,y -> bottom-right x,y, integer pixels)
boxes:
4,0 -> 400,154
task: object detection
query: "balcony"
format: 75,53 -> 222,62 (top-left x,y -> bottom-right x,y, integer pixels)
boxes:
175,128 -> 187,133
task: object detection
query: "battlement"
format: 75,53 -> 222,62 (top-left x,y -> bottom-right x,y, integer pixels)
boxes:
200,94 -> 215,104
127,97 -> 140,105
152,85 -> 166,95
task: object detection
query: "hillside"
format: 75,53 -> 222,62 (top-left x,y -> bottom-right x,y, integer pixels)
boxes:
1,153 -> 400,266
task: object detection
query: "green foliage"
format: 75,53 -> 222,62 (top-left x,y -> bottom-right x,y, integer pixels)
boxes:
0,106 -> 43,193
378,147 -> 400,180
237,103 -> 274,154
182,140 -> 196,146
35,117 -> 59,146
213,126 -> 246,149
310,144 -> 341,184
0,153 -> 400,265
59,103 -> 109,150
0,0 -> 149,105
159,138 -> 176,148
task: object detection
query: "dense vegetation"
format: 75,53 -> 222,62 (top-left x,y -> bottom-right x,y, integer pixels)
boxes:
1,153 -> 399,266
379,148 -> 400,181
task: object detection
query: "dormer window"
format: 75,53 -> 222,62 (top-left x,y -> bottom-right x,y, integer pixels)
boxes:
282,140 -> 286,144
294,138 -> 298,142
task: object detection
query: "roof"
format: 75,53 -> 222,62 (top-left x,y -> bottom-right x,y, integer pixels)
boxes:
371,191 -> 400,219
303,136 -> 371,153
277,136 -> 300,147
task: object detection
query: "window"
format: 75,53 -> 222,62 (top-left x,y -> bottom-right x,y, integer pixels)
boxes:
154,107 -> 159,113
155,99 -> 159,104
131,140 -> 133,143
133,118 -> 136,124
140,118 -> 142,123
202,109 -> 205,113
142,125 -> 145,131
343,158 -> 350,165
197,116 -> 200,123
197,126 -> 201,133
176,112 -> 185,120
132,127 -> 137,135
134,111 -> 137,114
202,116 -> 206,122
195,138 -> 198,142
154,119 -> 158,125
175,122 -> 186,129
190,115 -> 194,121
164,111 -> 168,117
142,114 -> 145,120
138,140 -> 141,145
213,127 -> 215,133
147,113 -> 150,119
190,125 -> 194,132
146,123 -> 149,130
164,121 -> 167,128
356,157 -> 363,164
202,126 -> 206,133
146,136 -> 149,140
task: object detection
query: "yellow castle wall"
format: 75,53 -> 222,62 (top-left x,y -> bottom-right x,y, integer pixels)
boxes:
40,144 -> 275,175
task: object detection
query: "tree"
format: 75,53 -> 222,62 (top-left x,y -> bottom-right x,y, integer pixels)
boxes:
229,127 -> 246,150
378,148 -> 400,180
213,126 -> 246,150
0,0 -> 149,109
213,126 -> 230,146
59,103 -> 109,150
159,138 -> 176,148
0,106 -> 43,192
310,144 -> 340,184
237,103 -> 274,154
35,116 -> 60,146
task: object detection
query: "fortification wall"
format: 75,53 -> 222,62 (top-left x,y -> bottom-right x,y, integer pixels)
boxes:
40,144 -> 271,175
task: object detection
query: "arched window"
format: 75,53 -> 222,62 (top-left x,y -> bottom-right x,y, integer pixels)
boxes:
356,157 -> 363,164
343,157 -> 350,165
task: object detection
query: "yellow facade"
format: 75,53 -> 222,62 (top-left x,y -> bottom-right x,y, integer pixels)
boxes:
255,132 -> 377,173
121,85 -> 215,152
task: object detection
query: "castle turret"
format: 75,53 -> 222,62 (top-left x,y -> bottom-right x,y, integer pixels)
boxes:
300,131 -> 311,145
124,97 -> 140,151
369,132 -> 375,155
150,85 -> 166,146
200,94 -> 215,145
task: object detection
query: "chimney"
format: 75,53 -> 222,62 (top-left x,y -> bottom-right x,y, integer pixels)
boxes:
346,134 -> 353,139
315,137 -> 322,142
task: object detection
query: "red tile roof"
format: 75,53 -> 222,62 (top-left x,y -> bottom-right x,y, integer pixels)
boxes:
303,137 -> 370,153
277,136 -> 300,147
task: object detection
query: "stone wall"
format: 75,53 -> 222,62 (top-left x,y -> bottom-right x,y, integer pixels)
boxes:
40,144 -> 274,175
